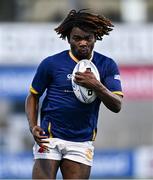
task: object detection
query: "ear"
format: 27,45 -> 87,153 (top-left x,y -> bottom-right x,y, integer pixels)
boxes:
67,35 -> 70,43
94,35 -> 96,42
67,38 -> 70,44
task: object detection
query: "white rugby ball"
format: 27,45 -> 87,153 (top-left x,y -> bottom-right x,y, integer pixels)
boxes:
71,59 -> 100,103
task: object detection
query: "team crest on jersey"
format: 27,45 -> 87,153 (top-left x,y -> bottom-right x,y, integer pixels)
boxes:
114,74 -> 121,81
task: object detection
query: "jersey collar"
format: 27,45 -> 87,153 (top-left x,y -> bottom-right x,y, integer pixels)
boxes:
69,50 -> 94,63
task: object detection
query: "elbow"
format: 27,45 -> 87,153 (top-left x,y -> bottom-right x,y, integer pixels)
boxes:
113,106 -> 121,113
111,102 -> 122,113
107,104 -> 122,113
113,95 -> 123,113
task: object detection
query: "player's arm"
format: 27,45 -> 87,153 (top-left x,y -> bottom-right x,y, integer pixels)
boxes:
74,71 -> 122,112
93,80 -> 123,113
25,92 -> 39,133
25,93 -> 49,147
25,57 -> 51,142
95,61 -> 123,113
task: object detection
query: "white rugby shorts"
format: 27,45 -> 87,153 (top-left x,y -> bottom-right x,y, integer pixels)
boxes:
33,138 -> 94,166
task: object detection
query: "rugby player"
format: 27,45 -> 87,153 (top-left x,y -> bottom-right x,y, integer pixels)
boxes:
25,9 -> 123,179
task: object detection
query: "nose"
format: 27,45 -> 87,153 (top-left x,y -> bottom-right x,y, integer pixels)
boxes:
79,39 -> 88,47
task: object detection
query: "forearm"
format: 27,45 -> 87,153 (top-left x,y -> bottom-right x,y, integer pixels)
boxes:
94,81 -> 122,113
25,93 -> 39,133
74,71 -> 122,112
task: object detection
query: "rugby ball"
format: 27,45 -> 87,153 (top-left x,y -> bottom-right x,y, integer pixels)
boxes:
71,60 -> 100,103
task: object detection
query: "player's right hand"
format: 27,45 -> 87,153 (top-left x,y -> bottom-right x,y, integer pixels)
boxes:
32,125 -> 49,150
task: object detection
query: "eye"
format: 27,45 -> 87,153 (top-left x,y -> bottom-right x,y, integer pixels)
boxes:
85,36 -> 94,41
73,36 -> 81,41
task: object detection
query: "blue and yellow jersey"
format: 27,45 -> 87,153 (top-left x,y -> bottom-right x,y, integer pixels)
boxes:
30,50 -> 123,142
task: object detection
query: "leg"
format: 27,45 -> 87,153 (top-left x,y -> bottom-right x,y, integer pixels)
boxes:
32,159 -> 60,179
60,159 -> 91,179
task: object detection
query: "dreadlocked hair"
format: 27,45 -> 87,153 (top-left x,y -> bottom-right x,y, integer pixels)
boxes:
54,9 -> 114,41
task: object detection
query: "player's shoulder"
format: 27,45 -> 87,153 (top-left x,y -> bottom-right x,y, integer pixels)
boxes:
43,50 -> 68,62
40,50 -> 68,66
94,51 -> 117,66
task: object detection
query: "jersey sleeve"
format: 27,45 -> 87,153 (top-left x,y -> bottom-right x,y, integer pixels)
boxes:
30,58 -> 51,96
103,59 -> 123,96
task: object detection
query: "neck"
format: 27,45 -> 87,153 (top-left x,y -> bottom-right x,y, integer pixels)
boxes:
70,50 -> 93,61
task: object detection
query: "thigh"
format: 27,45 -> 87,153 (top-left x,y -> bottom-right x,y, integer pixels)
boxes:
32,159 -> 60,179
60,159 -> 91,179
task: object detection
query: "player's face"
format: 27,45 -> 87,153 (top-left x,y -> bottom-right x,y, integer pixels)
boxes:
69,27 -> 96,60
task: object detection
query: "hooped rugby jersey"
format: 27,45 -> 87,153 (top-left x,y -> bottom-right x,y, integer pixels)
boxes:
30,50 -> 123,142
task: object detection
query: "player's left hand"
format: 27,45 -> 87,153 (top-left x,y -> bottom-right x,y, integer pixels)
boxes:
74,70 -> 99,89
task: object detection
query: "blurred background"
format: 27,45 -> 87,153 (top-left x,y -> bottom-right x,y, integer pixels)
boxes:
0,0 -> 153,179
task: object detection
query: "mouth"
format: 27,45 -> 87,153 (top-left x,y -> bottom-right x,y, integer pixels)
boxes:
79,47 -> 89,54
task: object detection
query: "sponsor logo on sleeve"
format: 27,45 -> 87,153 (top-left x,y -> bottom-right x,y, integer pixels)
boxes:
114,74 -> 121,81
